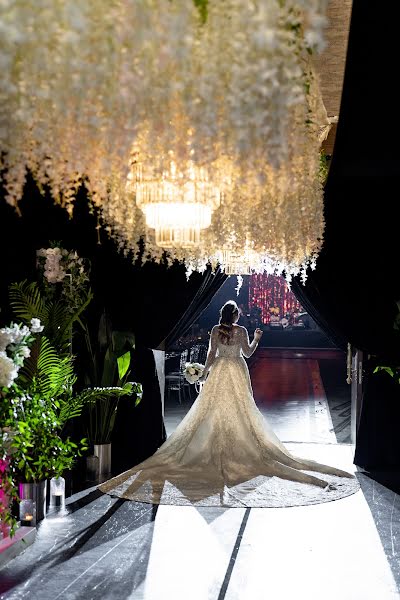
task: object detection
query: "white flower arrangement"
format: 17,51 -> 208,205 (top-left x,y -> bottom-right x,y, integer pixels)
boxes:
36,245 -> 90,314
0,319 -> 43,388
183,362 -> 205,384
0,352 -> 19,389
36,246 -> 87,286
36,247 -> 66,284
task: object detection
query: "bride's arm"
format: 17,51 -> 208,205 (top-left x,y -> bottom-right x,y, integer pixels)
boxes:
200,326 -> 218,379
241,326 -> 262,358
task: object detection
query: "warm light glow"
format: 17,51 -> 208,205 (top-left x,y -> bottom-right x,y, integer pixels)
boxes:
0,1 -> 329,280
132,161 -> 221,248
216,242 -> 277,276
141,202 -> 213,248
217,249 -> 259,276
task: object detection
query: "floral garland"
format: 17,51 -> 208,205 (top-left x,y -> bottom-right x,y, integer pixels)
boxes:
0,1 -> 328,279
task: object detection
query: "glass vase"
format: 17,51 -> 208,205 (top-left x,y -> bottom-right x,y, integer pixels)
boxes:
19,499 -> 36,527
50,476 -> 65,507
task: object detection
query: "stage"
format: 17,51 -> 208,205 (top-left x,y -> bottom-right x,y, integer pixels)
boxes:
259,328 -> 336,349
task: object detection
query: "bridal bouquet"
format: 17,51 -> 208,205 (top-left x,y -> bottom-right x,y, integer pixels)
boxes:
183,362 -> 205,384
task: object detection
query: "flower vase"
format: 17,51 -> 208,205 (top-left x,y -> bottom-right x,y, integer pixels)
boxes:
50,476 -> 65,508
94,443 -> 112,480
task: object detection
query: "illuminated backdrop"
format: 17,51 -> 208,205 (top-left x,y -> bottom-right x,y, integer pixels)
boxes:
249,274 -> 302,324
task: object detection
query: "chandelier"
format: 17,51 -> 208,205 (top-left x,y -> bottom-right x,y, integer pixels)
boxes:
130,161 -> 221,248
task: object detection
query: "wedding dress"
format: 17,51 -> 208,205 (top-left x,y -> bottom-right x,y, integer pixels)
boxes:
99,325 -> 359,507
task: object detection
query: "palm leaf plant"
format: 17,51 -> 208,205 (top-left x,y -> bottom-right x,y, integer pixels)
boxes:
82,312 -> 142,444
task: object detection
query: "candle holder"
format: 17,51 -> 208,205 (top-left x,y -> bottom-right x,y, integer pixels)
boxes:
50,476 -> 65,507
19,499 -> 36,527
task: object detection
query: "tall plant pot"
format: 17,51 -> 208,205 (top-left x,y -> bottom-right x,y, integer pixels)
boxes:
19,481 -> 47,522
94,443 -> 112,480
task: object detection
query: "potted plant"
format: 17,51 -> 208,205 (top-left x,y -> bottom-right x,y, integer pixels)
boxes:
0,248 -> 141,532
0,321 -> 85,524
0,318 -> 136,532
0,449 -> 18,538
83,313 -> 142,479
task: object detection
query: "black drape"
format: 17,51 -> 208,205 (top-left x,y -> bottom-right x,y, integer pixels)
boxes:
163,267 -> 227,349
0,181 -> 227,470
291,1 -> 400,468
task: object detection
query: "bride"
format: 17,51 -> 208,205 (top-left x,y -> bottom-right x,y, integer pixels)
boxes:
99,300 -> 357,508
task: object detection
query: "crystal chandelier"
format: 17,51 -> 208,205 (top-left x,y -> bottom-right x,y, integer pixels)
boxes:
129,161 -> 221,248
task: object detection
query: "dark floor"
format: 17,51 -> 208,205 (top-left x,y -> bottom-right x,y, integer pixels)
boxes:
319,358 -> 352,443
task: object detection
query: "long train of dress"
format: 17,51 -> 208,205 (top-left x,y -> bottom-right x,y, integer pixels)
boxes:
99,326 -> 359,508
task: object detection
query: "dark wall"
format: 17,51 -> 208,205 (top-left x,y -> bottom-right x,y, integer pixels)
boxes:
292,1 -> 400,469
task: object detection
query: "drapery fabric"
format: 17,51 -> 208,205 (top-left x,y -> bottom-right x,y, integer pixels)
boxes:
162,267 -> 227,350
291,0 -> 400,468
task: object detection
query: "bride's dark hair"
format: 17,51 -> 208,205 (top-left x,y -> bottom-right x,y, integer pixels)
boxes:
218,301 -> 239,344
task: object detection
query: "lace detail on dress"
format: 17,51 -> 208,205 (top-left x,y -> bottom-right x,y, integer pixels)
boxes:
99,326 -> 359,508
202,325 -> 258,377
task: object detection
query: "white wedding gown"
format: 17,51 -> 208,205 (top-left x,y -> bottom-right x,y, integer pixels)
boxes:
99,325 -> 359,507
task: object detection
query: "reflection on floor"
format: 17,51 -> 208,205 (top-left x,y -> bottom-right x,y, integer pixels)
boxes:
165,349 -> 346,444
251,349 -> 336,443
1,351 -> 399,599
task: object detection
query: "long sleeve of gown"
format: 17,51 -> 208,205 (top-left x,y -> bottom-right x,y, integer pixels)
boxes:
240,326 -> 259,358
202,326 -> 218,376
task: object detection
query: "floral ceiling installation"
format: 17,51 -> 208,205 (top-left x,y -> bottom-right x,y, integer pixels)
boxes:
0,0 -> 328,279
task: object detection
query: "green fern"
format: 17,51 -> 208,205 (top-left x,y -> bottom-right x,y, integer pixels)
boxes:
9,280 -> 47,323
18,336 -> 76,398
9,280 -> 93,354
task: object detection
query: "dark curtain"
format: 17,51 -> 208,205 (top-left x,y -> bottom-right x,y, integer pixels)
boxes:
291,1 -> 400,468
0,182 -> 227,471
163,267 -> 227,349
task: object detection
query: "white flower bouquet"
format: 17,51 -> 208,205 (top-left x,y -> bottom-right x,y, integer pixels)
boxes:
183,362 -> 205,384
0,319 -> 44,388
